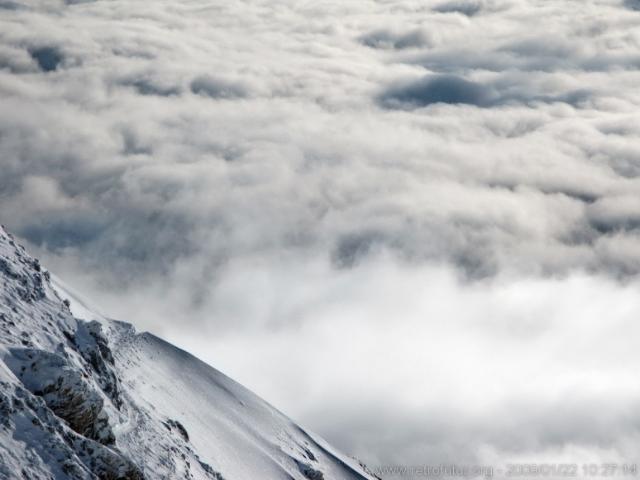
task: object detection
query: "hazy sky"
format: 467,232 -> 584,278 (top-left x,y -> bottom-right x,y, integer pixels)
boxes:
2,0 -> 640,474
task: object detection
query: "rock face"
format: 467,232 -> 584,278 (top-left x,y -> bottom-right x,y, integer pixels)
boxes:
0,226 -> 378,480
0,227 -> 145,480
6,347 -> 116,445
0,379 -> 144,480
73,320 -> 123,410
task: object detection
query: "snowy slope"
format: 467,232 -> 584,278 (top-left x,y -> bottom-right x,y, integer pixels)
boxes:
0,225 -> 378,480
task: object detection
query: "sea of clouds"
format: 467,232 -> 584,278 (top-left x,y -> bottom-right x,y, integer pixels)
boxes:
2,0 -> 640,475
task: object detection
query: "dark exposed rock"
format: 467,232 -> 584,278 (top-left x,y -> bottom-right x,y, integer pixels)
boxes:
166,419 -> 190,442
1,381 -> 144,480
303,446 -> 317,462
0,256 -> 47,302
73,437 -> 145,480
73,320 -> 122,409
296,460 -> 325,480
198,459 -> 225,480
5,348 -> 116,445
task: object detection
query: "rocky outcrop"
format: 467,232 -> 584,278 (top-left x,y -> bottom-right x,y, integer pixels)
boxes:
296,460 -> 325,480
73,320 -> 123,410
5,347 -> 116,445
0,380 -> 143,480
164,418 -> 190,442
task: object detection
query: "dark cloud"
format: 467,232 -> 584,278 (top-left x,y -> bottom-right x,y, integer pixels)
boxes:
379,74 -> 594,109
624,0 -> 640,11
190,75 -> 248,99
587,196 -> 640,235
0,0 -> 22,10
29,46 -> 63,72
332,231 -> 385,268
20,215 -> 107,250
359,29 -> 432,50
433,0 -> 482,17
379,75 -> 495,108
119,129 -> 152,156
124,78 -> 181,97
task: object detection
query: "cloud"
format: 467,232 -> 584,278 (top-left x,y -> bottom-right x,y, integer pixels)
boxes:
0,45 -> 37,73
624,0 -> 640,11
379,74 -> 496,108
156,257 -> 640,470
29,46 -> 64,72
359,28 -> 433,50
190,75 -> 250,99
587,195 -> 640,234
124,78 -> 181,97
2,0 -> 640,475
433,0 -> 483,17
331,230 -> 386,268
379,73 -> 594,110
0,0 -> 21,10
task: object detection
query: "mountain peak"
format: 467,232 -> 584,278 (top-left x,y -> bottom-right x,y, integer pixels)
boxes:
0,229 -> 377,480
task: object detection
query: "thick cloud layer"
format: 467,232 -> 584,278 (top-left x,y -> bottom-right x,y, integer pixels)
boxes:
1,0 -> 640,476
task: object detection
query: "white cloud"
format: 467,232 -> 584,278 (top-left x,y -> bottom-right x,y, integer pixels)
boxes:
159,255 -> 640,469
2,0 -> 640,474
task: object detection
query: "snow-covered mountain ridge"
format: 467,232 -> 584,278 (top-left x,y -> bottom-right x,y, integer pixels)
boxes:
0,225 -> 378,480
